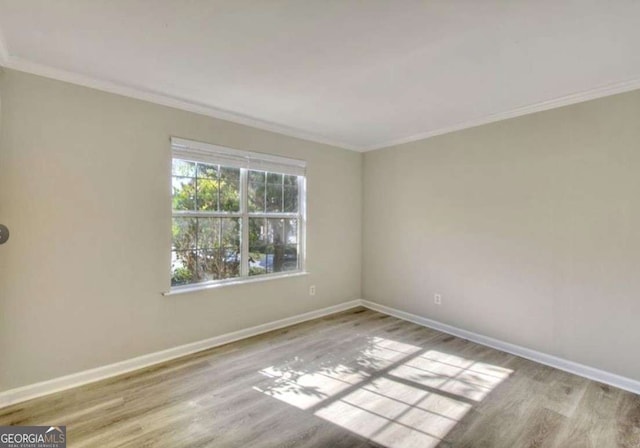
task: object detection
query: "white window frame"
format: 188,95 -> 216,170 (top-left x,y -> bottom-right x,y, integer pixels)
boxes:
166,137 -> 307,294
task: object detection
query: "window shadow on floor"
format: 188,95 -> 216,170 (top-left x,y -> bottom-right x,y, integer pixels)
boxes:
254,334 -> 513,447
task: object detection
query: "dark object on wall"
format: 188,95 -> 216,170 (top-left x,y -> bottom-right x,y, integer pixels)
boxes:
0,224 -> 9,244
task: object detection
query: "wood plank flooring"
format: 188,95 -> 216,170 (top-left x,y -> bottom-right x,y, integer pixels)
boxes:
1,307 -> 639,447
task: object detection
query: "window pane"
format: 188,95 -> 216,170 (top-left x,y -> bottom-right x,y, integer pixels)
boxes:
172,217 -> 241,285
197,217 -> 219,250
249,217 -> 267,276
172,217 -> 197,250
267,172 -> 282,185
248,170 -> 266,212
283,245 -> 299,271
249,170 -> 265,184
248,217 -> 299,276
249,252 -> 268,275
221,218 -> 240,249
199,219 -> 240,281
202,247 -> 240,281
171,158 -> 304,286
198,249 -> 218,282
248,217 -> 266,247
249,182 -> 265,212
266,184 -> 282,212
219,167 -> 240,211
220,247 -> 241,279
268,218 -> 287,273
171,250 -> 197,286
285,219 -> 298,244
197,163 -> 218,179
268,218 -> 285,245
284,174 -> 297,186
172,159 -> 196,177
172,176 -> 196,211
283,184 -> 298,212
196,177 -> 218,211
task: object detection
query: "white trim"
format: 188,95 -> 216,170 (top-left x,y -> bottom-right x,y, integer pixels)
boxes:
3,56 -> 640,153
298,175 -> 308,275
2,298 -> 638,408
169,142 -> 307,292
172,137 -> 306,174
0,57 -> 360,152
360,300 -> 640,395
171,137 -> 306,176
0,300 -> 361,408
364,77 -> 640,151
164,271 -> 309,296
240,168 -> 250,278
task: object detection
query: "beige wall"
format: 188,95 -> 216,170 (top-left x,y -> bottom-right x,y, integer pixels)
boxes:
363,89 -> 640,380
2,65 -> 640,392
0,69 -> 362,391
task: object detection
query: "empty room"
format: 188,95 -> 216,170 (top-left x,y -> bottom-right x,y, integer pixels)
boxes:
0,1 -> 639,447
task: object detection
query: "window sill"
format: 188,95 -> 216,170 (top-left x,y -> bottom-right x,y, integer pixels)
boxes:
162,271 -> 309,296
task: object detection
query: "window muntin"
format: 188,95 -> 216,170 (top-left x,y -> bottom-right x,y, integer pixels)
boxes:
171,152 -> 305,289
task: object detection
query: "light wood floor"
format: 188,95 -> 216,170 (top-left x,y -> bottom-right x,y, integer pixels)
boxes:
1,307 -> 639,447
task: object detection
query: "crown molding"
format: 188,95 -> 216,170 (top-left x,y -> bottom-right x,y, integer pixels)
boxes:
365,77 -> 640,151
2,50 -> 639,153
0,55 -> 362,152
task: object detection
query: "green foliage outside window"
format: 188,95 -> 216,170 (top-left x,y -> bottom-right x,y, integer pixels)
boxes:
171,159 -> 300,287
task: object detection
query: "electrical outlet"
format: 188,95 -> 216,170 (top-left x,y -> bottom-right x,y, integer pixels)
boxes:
434,294 -> 442,305
309,285 -> 316,296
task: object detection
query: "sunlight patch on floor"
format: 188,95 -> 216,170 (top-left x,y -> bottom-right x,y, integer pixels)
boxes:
255,364 -> 357,410
316,377 -> 471,448
254,337 -> 513,447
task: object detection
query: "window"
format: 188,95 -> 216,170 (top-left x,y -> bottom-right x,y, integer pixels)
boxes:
170,138 -> 306,290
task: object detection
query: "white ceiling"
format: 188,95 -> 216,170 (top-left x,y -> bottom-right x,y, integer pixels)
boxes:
1,1 -> 639,151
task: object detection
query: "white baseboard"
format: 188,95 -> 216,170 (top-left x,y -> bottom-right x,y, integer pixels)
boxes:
2,297 -> 638,409
360,299 -> 640,396
0,300 -> 362,408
